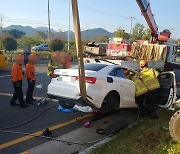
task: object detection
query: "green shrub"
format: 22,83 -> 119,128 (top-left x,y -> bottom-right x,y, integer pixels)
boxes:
1,37 -> 17,51
49,39 -> 64,52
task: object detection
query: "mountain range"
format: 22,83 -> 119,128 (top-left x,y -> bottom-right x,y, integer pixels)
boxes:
4,25 -> 114,40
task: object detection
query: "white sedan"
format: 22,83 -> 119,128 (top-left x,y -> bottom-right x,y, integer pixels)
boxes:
47,63 -> 176,112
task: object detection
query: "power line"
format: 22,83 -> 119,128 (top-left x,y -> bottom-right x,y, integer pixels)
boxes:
56,0 -> 130,19
0,8 -> 46,13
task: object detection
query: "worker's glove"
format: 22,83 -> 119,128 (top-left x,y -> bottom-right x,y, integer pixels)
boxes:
14,81 -> 20,88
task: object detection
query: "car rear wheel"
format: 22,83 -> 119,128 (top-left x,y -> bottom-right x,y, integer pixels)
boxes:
100,91 -> 120,113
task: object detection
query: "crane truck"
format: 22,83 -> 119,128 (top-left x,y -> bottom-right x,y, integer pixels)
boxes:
84,0 -> 178,72
83,0 -> 180,141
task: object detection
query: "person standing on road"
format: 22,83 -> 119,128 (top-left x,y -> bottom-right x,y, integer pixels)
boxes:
10,54 -> 28,108
47,60 -> 62,77
47,52 -> 71,77
26,54 -> 37,104
140,59 -> 160,119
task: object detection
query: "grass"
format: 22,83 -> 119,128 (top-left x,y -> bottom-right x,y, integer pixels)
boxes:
89,109 -> 180,154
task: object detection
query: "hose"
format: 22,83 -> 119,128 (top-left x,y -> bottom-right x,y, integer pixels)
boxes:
0,129 -> 113,145
0,105 -> 57,130
0,105 -> 140,146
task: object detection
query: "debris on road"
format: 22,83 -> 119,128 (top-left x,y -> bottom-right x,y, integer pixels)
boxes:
58,105 -> 74,113
83,119 -> 91,128
38,98 -> 47,106
36,84 -> 42,89
73,105 -> 93,113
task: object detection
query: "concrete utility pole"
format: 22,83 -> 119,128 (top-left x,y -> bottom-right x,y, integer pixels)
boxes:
71,0 -> 98,110
0,17 -> 2,36
128,15 -> 136,34
0,16 -> 3,50
68,0 -> 70,52
48,0 -> 51,41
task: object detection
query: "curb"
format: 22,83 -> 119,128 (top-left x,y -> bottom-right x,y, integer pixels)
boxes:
79,136 -> 113,154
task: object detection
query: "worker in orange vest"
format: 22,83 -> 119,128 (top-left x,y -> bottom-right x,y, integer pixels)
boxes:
26,54 -> 37,104
10,54 -> 28,108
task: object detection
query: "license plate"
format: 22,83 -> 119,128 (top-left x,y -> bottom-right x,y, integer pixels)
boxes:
57,76 -> 62,81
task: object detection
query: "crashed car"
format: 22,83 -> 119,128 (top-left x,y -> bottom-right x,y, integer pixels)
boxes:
47,63 -> 177,112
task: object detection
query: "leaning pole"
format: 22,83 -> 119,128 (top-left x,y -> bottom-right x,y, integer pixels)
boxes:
71,0 -> 98,110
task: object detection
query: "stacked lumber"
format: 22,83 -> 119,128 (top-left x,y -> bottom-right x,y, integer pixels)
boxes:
130,42 -> 168,61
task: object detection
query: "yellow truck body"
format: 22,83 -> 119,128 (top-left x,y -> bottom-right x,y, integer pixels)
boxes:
0,52 -> 8,68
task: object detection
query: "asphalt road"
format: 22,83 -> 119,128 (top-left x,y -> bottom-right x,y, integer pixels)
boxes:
0,60 -> 88,153
0,58 -> 180,153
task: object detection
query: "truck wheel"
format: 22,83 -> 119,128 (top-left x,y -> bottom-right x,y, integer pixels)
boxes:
100,91 -> 120,113
169,110 -> 180,142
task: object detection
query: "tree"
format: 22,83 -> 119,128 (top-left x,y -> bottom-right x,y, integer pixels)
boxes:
7,29 -> 26,39
91,34 -> 109,43
178,39 -> 180,46
18,36 -> 42,49
114,28 -> 130,39
131,23 -> 146,41
35,30 -> 48,43
1,37 -> 17,51
49,39 -> 64,51
142,28 -> 151,40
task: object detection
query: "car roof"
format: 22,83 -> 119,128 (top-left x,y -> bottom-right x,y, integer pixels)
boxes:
84,63 -> 136,72
39,44 -> 48,46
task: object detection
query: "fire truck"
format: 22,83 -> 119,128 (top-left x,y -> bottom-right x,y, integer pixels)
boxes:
106,37 -> 131,57
84,0 -> 177,72
84,0 -> 180,141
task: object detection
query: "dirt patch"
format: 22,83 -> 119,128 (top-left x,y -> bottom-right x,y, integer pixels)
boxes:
137,132 -> 161,149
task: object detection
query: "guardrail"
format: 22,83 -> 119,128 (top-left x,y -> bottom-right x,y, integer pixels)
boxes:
4,50 -> 78,61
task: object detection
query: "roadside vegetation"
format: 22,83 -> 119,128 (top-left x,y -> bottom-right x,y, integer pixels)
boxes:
0,22 -> 179,60
89,109 -> 180,154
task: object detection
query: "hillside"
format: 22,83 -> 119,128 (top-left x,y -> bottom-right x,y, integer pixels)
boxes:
4,25 -> 114,40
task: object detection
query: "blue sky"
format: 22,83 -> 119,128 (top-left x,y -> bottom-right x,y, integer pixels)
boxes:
0,0 -> 180,39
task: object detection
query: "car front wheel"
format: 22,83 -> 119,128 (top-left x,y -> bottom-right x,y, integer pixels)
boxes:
100,91 -> 120,113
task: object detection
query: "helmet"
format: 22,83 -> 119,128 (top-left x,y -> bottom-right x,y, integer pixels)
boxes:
123,69 -> 129,74
140,60 -> 147,67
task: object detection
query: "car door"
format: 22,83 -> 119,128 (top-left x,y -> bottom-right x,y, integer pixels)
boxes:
108,67 -> 135,108
43,44 -> 49,51
157,71 -> 176,110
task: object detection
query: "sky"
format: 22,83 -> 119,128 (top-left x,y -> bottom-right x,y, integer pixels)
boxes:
0,0 -> 180,39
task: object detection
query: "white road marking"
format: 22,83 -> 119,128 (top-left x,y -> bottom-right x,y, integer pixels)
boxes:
0,75 -> 11,78
0,72 -> 45,78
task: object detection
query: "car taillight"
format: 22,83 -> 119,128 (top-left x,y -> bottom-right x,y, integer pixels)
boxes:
51,74 -> 59,78
74,76 -> 96,84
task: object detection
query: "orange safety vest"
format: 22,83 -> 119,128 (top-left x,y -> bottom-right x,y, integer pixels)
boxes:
132,76 -> 148,97
11,63 -> 23,82
26,63 -> 36,80
141,67 -> 160,91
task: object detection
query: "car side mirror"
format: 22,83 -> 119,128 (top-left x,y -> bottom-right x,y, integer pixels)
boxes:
107,77 -> 113,83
